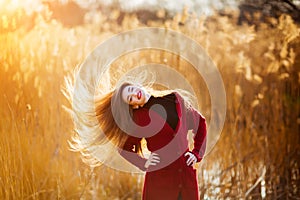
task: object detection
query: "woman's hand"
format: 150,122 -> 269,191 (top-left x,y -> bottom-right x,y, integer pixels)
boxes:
144,153 -> 160,169
184,152 -> 197,167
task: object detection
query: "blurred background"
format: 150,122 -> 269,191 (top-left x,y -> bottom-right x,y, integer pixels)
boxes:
0,0 -> 299,199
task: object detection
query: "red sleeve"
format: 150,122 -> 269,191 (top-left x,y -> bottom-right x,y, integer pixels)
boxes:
118,109 -> 149,171
119,136 -> 147,171
187,106 -> 207,162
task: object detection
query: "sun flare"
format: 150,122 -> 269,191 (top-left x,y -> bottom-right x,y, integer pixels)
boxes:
0,0 -> 43,13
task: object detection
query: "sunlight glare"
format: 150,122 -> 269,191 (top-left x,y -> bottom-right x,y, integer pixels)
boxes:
1,0 -> 44,13
0,0 -> 7,8
261,179 -> 266,199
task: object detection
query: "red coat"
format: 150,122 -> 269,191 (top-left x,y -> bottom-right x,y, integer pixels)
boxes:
120,92 -> 207,200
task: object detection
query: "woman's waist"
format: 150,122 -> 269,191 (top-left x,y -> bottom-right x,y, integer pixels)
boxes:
145,148 -> 190,172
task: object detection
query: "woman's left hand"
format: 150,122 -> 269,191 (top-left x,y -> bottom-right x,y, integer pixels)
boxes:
184,152 -> 197,167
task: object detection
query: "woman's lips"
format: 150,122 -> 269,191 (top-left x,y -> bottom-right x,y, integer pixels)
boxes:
137,91 -> 142,100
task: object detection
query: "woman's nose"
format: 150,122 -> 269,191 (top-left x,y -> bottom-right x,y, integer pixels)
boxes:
133,95 -> 138,101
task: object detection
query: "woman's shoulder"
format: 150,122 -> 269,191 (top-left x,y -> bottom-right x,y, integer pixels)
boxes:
171,91 -> 194,109
171,91 -> 183,102
165,92 -> 176,98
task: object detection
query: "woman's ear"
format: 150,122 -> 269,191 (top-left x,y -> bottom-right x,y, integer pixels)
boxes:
132,105 -> 139,109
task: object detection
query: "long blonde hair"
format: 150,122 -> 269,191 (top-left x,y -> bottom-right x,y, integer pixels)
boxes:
94,82 -> 135,149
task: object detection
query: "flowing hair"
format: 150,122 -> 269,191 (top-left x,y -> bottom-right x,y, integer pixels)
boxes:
94,82 -> 135,149
63,67 -> 196,167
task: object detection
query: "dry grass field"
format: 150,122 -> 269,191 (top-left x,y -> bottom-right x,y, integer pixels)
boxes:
0,3 -> 299,199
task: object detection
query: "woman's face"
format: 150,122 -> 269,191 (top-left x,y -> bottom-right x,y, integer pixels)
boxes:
121,85 -> 148,109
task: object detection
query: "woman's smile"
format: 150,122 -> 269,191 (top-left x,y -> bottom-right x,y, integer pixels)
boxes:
137,90 -> 142,100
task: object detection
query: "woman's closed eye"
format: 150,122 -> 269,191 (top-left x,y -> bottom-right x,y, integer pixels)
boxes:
128,87 -> 133,92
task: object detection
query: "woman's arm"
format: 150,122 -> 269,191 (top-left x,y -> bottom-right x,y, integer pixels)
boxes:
119,136 -> 147,171
187,106 -> 207,162
119,136 -> 160,171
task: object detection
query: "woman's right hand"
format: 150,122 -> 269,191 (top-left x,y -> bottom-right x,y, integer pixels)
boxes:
144,153 -> 160,169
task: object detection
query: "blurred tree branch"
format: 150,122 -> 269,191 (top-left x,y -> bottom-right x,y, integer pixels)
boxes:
245,167 -> 266,197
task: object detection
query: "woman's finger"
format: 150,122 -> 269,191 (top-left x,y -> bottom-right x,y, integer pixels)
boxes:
187,157 -> 193,166
149,162 -> 157,166
152,155 -> 160,160
184,152 -> 190,157
186,154 -> 196,166
150,159 -> 160,165
151,157 -> 160,162
151,159 -> 160,164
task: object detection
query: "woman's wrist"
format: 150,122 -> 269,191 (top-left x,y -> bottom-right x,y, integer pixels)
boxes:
191,149 -> 202,162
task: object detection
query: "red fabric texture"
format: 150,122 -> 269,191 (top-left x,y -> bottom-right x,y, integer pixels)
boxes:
120,92 -> 207,200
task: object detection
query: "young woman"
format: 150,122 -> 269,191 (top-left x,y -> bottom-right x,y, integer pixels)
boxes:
94,82 -> 207,200
66,76 -> 207,200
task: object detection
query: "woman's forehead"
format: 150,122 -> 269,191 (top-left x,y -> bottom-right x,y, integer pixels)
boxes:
123,84 -> 139,91
121,85 -> 131,96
